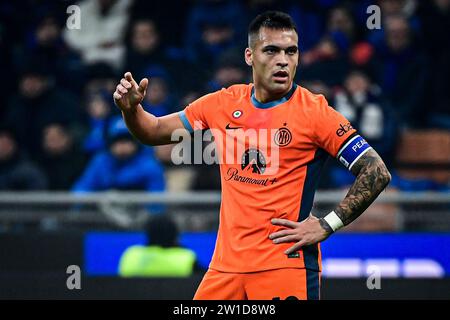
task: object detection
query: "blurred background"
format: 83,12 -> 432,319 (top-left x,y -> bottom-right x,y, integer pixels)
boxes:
0,0 -> 449,299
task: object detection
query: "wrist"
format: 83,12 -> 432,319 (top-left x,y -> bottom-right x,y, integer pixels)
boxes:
321,211 -> 344,233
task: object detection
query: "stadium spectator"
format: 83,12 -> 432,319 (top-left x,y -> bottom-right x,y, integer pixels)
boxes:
205,49 -> 249,92
286,1 -> 327,52
63,0 -> 133,70
72,117 -> 165,213
367,0 -> 421,51
82,90 -> 117,155
184,0 -> 246,66
370,14 -> 428,127
299,35 -> 350,87
0,127 -> 47,191
37,123 -> 86,190
330,70 -> 399,187
12,15 -> 84,94
4,65 -> 81,158
124,19 -> 200,101
124,19 -> 166,80
119,215 -> 199,277
141,71 -> 171,117
327,6 -> 359,49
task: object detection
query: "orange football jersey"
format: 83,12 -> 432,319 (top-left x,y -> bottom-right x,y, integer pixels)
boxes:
179,83 -> 357,273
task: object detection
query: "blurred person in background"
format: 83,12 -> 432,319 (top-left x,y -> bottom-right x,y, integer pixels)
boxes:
367,0 -> 420,50
184,0 -> 246,67
124,19 -> 167,81
124,19 -> 200,102
82,91 -> 116,155
36,123 -> 86,191
205,49 -> 250,92
72,117 -> 165,213
13,14 -> 84,94
63,0 -> 133,71
141,70 -> 171,117
119,215 -> 199,277
370,14 -> 428,128
299,34 -> 350,87
83,62 -> 120,97
331,70 -> 398,187
0,127 -> 47,191
4,65 -> 81,158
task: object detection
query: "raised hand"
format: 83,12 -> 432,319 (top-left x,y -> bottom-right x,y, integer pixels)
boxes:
113,72 -> 148,113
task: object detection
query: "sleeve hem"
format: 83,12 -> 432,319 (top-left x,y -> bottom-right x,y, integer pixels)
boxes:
178,111 -> 194,133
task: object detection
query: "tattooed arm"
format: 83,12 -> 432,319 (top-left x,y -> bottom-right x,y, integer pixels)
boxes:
270,148 -> 391,255
319,148 -> 392,234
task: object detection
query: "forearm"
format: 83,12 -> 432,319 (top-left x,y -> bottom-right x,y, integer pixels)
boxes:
321,149 -> 392,232
122,105 -> 167,146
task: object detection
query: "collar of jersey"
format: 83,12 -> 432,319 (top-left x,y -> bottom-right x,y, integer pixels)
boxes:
250,83 -> 297,109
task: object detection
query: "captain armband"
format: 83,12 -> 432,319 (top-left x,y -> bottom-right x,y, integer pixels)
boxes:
336,134 -> 372,170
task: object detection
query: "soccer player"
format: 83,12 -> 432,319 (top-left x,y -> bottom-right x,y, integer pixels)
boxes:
113,11 -> 391,300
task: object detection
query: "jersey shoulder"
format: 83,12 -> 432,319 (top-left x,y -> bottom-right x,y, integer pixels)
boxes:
219,83 -> 252,100
294,85 -> 329,113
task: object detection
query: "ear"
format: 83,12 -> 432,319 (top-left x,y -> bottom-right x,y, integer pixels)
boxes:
244,47 -> 252,66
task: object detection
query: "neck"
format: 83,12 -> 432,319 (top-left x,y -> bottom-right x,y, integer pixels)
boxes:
253,82 -> 293,103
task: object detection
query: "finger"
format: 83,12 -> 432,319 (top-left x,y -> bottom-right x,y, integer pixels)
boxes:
120,78 -> 132,89
116,84 -> 128,94
269,229 -> 294,240
271,218 -> 298,229
285,241 -> 305,255
113,92 -> 122,100
124,72 -> 138,87
138,78 -> 148,94
272,234 -> 299,244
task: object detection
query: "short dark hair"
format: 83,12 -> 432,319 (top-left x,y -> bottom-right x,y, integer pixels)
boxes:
248,11 -> 298,47
146,215 -> 179,248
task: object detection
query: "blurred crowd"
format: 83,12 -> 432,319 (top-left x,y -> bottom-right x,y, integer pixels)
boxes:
0,0 -> 449,203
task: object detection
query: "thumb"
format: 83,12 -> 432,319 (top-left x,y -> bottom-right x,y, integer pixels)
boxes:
138,78 -> 148,94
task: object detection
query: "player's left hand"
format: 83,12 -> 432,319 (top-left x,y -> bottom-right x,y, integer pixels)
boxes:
269,214 -> 331,255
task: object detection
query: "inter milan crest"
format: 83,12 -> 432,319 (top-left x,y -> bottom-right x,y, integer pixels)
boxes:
274,124 -> 292,147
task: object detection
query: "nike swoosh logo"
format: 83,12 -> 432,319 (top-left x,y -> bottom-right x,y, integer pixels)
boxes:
226,123 -> 243,130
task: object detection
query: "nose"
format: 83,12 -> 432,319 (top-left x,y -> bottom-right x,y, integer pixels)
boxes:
276,51 -> 289,68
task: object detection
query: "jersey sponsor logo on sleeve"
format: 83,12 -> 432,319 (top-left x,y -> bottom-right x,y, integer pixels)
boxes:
337,135 -> 372,170
336,122 -> 353,137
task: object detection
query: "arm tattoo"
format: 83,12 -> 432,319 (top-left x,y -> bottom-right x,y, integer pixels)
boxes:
333,149 -> 391,227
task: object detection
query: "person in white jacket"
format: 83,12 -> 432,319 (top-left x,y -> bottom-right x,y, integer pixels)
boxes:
64,0 -> 133,70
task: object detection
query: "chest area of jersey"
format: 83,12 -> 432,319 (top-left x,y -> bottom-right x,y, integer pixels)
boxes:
209,103 -> 315,173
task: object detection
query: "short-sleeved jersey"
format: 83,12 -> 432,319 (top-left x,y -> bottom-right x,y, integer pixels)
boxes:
179,83 -> 364,273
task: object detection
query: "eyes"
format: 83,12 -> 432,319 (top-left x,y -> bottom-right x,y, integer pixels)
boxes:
263,46 -> 298,56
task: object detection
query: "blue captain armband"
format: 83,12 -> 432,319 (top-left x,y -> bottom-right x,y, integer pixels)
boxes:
336,134 -> 372,170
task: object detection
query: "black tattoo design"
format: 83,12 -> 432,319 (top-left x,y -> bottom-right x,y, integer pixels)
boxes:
333,149 -> 391,227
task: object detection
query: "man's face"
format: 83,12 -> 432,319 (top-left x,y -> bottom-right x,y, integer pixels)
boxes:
385,16 -> 410,53
245,27 -> 299,96
132,21 -> 159,53
110,139 -> 138,160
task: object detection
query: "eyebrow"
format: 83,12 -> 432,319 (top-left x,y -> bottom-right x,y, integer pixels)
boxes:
262,45 -> 298,52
